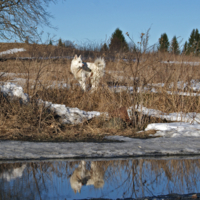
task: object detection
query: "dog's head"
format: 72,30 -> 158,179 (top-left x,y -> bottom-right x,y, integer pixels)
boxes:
71,55 -> 91,72
71,55 -> 84,69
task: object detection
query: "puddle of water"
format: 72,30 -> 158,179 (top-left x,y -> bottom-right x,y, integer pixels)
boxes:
0,157 -> 200,200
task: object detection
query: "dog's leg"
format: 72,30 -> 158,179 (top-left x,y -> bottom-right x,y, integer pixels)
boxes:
79,80 -> 86,91
79,73 -> 87,91
91,77 -> 99,92
80,72 -> 88,91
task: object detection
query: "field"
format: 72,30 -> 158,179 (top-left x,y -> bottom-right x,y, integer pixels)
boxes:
1,42 -> 200,142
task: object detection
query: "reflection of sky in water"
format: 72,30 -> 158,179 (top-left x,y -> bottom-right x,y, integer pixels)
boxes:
0,157 -> 200,199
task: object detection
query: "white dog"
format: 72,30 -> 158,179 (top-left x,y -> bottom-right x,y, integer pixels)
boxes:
71,55 -> 105,91
70,161 -> 105,194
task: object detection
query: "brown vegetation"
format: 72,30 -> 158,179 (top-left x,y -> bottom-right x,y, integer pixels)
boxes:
1,42 -> 200,142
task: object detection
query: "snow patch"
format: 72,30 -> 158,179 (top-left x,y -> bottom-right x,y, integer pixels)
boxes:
0,48 -> 26,56
127,105 -> 200,138
39,99 -> 104,124
129,105 -> 200,124
146,122 -> 200,138
0,82 -> 29,102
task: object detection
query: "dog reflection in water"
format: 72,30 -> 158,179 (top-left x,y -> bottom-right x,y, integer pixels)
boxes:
70,161 -> 105,194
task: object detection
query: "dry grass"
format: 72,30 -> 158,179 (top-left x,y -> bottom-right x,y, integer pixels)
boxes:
1,42 -> 200,142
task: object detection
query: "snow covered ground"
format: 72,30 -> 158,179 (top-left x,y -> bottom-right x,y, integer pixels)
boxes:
132,105 -> 200,137
0,82 -> 29,102
111,79 -> 200,96
127,105 -> 200,138
39,99 -> 106,124
162,60 -> 200,66
0,48 -> 26,56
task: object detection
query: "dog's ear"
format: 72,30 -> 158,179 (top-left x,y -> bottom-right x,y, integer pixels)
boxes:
79,55 -> 81,59
74,55 -> 77,59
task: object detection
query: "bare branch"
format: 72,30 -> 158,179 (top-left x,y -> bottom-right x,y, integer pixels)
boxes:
0,0 -> 58,41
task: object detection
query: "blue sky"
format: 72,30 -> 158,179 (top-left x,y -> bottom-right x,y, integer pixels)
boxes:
39,0 -> 200,48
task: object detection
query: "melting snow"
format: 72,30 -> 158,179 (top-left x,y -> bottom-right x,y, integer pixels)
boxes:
162,61 -> 200,66
38,99 -> 104,124
0,48 -> 26,56
0,82 -> 29,102
131,106 -> 200,138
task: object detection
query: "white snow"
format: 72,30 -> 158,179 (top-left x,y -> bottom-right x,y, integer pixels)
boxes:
130,105 -> 200,124
39,99 -> 105,124
146,122 -> 200,138
162,61 -> 200,66
0,82 -> 29,102
130,105 -> 200,138
0,48 -> 26,56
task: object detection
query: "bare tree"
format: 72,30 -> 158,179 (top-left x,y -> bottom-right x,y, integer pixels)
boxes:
0,0 -> 57,41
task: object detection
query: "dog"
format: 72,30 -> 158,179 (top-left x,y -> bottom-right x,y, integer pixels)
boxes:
70,55 -> 105,91
70,161 -> 90,194
70,161 -> 105,194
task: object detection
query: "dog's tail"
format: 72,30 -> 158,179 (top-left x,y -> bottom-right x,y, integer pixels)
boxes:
94,57 -> 106,70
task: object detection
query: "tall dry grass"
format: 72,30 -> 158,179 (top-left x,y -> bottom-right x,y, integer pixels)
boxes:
1,39 -> 200,141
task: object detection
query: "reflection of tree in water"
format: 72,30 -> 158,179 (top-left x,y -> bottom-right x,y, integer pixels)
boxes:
0,158 -> 200,199
0,163 -> 26,181
118,158 -> 200,198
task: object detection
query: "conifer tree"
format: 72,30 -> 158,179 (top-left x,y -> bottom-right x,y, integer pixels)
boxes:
109,28 -> 129,52
170,36 -> 180,54
183,41 -> 188,54
101,43 -> 108,52
188,29 -> 200,55
158,33 -> 169,52
49,39 -> 53,45
58,38 -> 63,47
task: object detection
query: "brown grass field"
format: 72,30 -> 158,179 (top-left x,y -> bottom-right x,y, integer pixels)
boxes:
1,42 -> 200,142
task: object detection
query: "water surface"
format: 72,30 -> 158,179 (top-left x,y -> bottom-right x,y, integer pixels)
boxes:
0,156 -> 200,200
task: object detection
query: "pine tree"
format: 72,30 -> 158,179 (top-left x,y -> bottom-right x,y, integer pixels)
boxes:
58,38 -> 63,47
188,29 -> 200,55
109,28 -> 129,52
49,39 -> 53,45
101,43 -> 108,52
170,36 -> 180,54
183,41 -> 188,54
158,33 -> 169,52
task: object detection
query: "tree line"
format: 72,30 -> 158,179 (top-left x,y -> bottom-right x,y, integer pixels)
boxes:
55,28 -> 200,55
158,29 -> 200,55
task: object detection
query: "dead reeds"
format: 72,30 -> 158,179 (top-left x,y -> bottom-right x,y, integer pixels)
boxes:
1,40 -> 200,141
